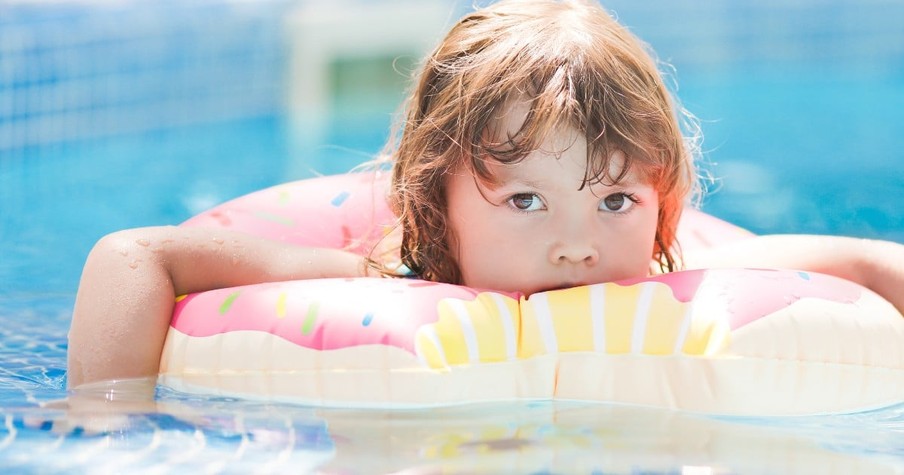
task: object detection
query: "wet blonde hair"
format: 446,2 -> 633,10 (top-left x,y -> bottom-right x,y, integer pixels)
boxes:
386,0 -> 698,283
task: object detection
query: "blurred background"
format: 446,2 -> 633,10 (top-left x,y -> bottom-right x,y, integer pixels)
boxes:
1,0 -> 902,297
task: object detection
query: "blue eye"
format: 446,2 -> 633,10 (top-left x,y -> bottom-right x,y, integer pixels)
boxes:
600,192 -> 637,213
508,193 -> 545,212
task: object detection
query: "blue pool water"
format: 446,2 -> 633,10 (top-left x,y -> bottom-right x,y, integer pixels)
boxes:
2,0 -> 904,473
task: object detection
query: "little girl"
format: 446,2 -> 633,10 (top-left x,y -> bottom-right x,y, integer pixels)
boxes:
68,0 -> 904,388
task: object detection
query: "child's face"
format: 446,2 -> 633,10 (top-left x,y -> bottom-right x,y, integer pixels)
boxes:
446,107 -> 659,295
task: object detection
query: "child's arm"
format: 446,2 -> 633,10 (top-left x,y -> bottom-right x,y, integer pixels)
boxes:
685,234 -> 904,315
67,225 -> 372,388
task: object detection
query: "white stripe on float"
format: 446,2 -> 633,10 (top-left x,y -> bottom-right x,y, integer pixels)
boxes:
490,293 -> 518,360
590,284 -> 606,352
530,293 -> 559,354
448,298 -> 480,363
631,283 -> 656,353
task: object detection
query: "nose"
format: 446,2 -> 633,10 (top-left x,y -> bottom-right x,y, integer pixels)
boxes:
548,227 -> 600,265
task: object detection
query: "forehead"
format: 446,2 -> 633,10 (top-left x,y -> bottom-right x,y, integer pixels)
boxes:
484,97 -> 579,160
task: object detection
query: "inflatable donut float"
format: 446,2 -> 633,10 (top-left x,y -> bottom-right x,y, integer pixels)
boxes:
159,172 -> 904,415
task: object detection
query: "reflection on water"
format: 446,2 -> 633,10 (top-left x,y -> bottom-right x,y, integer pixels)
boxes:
1,377 -> 902,474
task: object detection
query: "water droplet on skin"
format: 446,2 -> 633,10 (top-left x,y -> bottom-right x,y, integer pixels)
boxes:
212,237 -> 224,245
231,254 -> 240,266
128,258 -> 142,269
135,239 -> 150,247
118,249 -> 129,257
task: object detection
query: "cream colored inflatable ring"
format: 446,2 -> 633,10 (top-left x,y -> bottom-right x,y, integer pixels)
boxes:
159,172 -> 904,416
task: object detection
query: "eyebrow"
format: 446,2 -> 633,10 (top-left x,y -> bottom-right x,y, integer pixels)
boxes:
588,166 -> 653,188
491,172 -> 650,192
486,170 -> 546,191
508,177 -> 546,189
593,175 -> 646,188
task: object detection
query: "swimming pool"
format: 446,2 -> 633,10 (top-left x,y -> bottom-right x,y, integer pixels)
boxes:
2,0 -> 903,473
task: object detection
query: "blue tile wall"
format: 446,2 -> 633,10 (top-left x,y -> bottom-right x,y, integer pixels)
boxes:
0,0 -> 293,152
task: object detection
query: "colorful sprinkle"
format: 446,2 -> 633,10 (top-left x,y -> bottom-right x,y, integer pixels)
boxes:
219,292 -> 240,315
798,271 -> 811,280
252,211 -> 294,226
362,312 -> 374,326
175,294 -> 187,303
301,301 -> 320,335
278,189 -> 291,205
331,191 -> 350,207
276,292 -> 287,318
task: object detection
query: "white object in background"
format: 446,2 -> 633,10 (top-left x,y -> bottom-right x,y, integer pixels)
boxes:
285,0 -> 454,151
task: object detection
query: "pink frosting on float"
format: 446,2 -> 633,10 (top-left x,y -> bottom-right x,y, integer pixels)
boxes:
172,278 -> 495,354
618,268 -> 862,330
182,172 -> 392,254
707,269 -> 862,330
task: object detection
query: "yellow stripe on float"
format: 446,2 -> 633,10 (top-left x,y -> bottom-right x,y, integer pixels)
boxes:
446,299 -> 480,363
603,284 -> 644,354
535,293 -> 559,353
489,293 -> 520,361
519,295 -> 546,359
415,326 -> 448,369
639,283 -> 689,354
467,293 -> 517,363
433,299 -> 472,365
543,286 -> 594,352
417,293 -> 520,367
673,304 -> 695,354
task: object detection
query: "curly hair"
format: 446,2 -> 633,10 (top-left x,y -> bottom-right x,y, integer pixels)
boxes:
384,0 -> 699,283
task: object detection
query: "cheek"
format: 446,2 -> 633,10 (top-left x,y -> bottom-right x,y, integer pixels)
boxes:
447,210 -> 498,281
454,226 -> 531,289
619,207 -> 660,263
